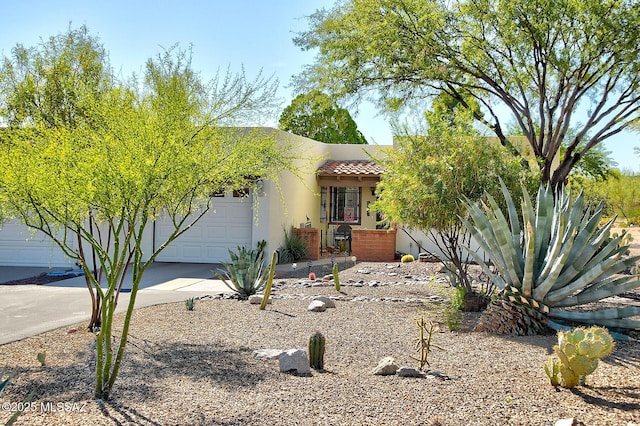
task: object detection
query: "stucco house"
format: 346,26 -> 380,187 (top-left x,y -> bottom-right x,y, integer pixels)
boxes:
0,128 -> 555,269
0,128 -> 405,268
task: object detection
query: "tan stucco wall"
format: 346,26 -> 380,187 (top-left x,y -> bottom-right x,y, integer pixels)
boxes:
256,129 -> 389,256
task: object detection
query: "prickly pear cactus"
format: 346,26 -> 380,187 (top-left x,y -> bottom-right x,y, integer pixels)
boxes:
544,326 -> 615,388
309,332 -> 326,370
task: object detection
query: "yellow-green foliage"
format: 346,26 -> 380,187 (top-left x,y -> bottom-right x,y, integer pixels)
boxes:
544,326 -> 615,388
333,262 -> 340,291
401,254 -> 415,263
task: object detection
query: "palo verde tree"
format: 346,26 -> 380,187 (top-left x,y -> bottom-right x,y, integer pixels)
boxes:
279,89 -> 367,144
294,0 -> 640,189
0,26 -> 114,329
372,105 -> 537,307
0,29 -> 297,400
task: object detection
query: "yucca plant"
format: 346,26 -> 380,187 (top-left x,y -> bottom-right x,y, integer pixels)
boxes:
218,246 -> 267,298
278,227 -> 307,264
462,181 -> 640,337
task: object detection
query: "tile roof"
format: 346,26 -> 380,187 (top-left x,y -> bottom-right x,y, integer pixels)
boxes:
317,160 -> 385,176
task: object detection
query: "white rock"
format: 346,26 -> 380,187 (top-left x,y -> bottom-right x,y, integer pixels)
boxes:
312,296 -> 336,308
371,356 -> 398,376
308,300 -> 327,312
253,349 -> 283,360
278,349 -> 311,374
248,294 -> 270,304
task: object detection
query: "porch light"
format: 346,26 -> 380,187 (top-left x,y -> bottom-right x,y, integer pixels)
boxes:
256,179 -> 265,196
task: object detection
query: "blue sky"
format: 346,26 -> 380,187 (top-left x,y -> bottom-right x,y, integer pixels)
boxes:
1,0 -> 638,172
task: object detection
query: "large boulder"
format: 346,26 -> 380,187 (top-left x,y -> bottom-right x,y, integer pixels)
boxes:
278,349 -> 311,374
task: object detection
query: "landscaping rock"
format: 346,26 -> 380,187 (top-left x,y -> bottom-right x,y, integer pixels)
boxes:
249,295 -> 270,304
279,349 -> 311,374
322,274 -> 333,281
253,349 -> 283,360
397,367 -> 425,378
371,356 -> 398,375
425,371 -> 450,381
308,300 -> 327,312
312,296 -> 336,308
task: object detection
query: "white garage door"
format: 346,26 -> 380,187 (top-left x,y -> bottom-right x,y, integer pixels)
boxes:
0,220 -> 74,267
154,193 -> 253,263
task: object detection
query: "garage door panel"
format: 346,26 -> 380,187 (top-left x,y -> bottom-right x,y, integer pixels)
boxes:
0,221 -> 74,267
155,195 -> 252,263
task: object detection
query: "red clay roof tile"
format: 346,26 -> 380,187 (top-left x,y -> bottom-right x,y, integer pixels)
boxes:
317,160 -> 384,176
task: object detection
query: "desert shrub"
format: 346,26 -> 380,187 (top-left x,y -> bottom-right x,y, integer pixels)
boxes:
278,227 -> 307,263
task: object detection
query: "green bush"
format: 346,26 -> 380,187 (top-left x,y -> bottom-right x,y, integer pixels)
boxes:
278,227 -> 307,264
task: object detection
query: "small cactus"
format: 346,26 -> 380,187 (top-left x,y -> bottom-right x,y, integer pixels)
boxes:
309,272 -> 316,281
333,263 -> 340,291
185,297 -> 196,311
37,350 -> 47,366
544,326 -> 615,388
309,332 -> 326,370
401,254 -> 415,263
260,251 -> 277,310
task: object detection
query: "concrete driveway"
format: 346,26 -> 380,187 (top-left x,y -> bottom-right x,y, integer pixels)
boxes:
0,263 -> 233,345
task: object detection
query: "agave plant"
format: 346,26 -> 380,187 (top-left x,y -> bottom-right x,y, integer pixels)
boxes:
461,182 -> 640,337
218,246 -> 267,298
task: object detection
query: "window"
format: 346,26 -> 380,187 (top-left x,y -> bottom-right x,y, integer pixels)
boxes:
233,188 -> 250,198
330,187 -> 360,224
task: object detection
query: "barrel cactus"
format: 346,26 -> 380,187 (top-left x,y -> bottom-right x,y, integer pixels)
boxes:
544,326 -> 615,388
462,182 -> 640,337
309,332 -> 326,370
401,254 -> 415,263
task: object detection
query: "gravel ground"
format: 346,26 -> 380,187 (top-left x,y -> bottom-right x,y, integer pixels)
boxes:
1,261 -> 639,426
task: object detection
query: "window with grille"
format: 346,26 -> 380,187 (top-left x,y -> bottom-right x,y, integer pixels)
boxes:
330,187 -> 360,224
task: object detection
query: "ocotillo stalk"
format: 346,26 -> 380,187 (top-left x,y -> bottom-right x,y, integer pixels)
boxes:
260,251 -> 277,310
333,262 -> 340,292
